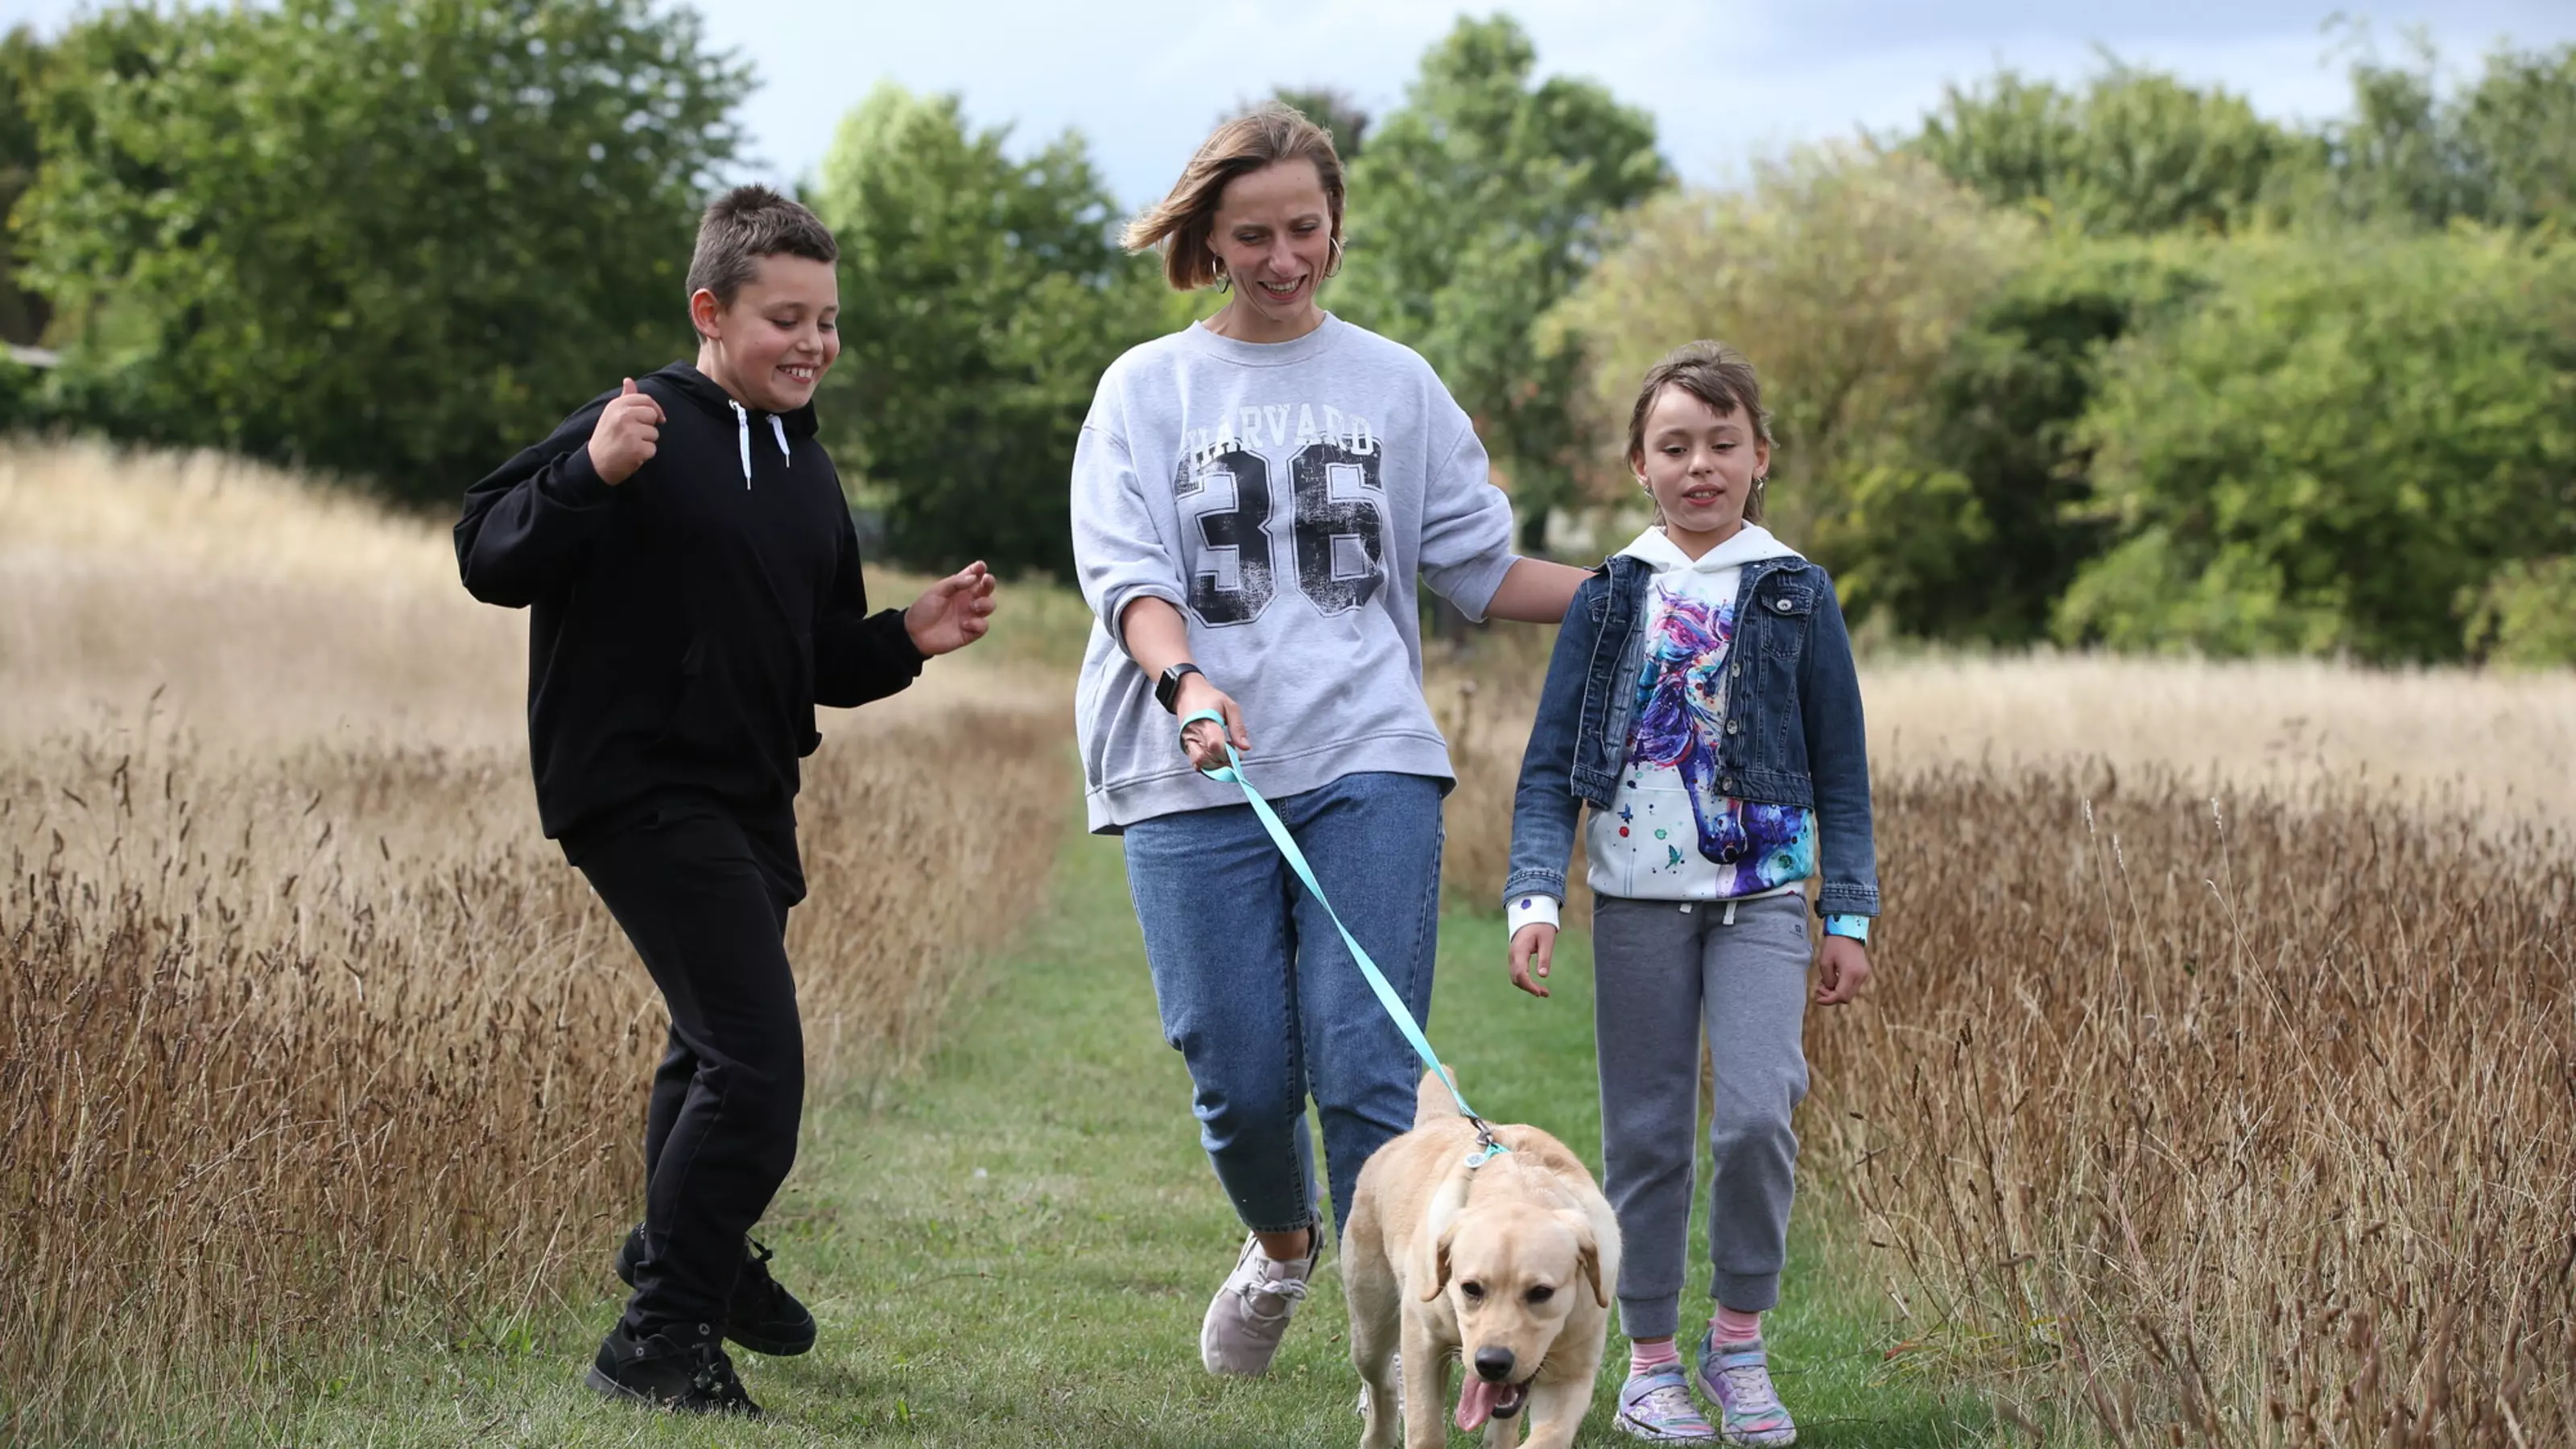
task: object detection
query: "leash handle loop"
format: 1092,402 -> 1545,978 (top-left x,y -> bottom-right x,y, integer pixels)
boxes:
1174,708 -> 1500,1154
1176,707 -> 1239,783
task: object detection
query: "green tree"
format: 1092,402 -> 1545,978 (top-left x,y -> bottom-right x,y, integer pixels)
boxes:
1912,61 -> 2309,236
18,0 -> 746,506
2058,231 -> 2576,662
2464,556 -> 2576,667
811,82 -> 1177,577
2328,37 -> 2576,230
1335,14 -> 1668,553
2331,38 -> 2479,226
1548,147 -> 2034,625
1903,237 -> 2211,640
2457,43 -> 2576,229
0,25 -> 51,349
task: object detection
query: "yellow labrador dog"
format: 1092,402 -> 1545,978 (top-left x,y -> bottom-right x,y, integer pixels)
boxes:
1344,1072 -> 1620,1449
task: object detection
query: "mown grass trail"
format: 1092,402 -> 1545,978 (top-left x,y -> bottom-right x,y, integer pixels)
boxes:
203,818 -> 1992,1447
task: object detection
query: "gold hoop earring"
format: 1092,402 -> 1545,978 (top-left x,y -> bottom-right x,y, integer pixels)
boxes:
1212,258 -> 1231,295
1324,235 -> 1345,279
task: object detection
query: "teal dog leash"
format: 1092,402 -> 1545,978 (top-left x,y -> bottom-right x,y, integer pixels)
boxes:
1177,708 -> 1507,1168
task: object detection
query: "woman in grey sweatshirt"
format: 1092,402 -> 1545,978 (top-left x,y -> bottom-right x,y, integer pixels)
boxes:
1069,104 -> 1586,1379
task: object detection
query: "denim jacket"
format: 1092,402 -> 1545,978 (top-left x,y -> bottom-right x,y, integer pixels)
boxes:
1502,551 -> 1880,919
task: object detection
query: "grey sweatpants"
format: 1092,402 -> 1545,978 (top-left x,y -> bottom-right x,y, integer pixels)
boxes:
1591,890 -> 1812,1340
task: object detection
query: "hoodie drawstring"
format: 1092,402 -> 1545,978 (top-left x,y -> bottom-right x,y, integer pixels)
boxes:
727,400 -> 795,489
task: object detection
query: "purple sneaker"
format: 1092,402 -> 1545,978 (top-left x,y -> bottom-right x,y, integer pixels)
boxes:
1695,1336 -> 1797,1447
1614,1364 -> 1719,1443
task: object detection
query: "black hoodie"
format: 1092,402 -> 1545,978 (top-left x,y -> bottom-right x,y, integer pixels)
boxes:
456,361 -> 923,842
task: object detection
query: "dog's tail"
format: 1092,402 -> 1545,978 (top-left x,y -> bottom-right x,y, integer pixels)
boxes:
1414,1069 -> 1456,1129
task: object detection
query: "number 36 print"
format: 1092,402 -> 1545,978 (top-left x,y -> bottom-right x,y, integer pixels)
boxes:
1172,415 -> 1389,626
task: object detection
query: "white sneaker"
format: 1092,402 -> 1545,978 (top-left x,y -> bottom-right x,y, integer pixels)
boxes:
1200,1230 -> 1315,1376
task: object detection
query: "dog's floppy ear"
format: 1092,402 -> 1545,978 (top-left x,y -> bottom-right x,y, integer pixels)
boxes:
1559,1210 -> 1610,1308
1417,1219 -> 1458,1303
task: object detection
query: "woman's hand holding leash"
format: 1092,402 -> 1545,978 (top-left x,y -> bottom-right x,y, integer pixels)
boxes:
1118,596 -> 1250,772
1174,674 -> 1249,772
1509,923 -> 1557,998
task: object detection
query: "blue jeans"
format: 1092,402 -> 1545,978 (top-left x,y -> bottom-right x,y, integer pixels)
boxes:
1122,770 -> 1443,1239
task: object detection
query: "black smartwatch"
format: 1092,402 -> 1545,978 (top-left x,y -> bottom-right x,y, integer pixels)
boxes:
1154,663 -> 1205,713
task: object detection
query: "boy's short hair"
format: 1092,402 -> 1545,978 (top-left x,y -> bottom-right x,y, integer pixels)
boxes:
685,184 -> 838,311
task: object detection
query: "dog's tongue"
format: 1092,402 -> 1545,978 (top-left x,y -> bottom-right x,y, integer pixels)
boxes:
1456,1378 -> 1505,1432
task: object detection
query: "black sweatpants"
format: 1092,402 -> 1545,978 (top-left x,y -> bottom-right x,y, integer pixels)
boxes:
572,799 -> 806,1339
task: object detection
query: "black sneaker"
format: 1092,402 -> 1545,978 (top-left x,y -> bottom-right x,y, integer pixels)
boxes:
583,1323 -> 762,1416
615,1226 -> 819,1357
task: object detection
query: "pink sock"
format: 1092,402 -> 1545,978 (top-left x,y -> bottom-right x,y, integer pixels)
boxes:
1629,1337 -> 1681,1377
1711,1305 -> 1763,1345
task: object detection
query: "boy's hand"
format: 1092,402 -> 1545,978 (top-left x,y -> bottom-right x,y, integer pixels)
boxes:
1815,936 -> 1872,1005
1509,923 -> 1558,998
588,378 -> 664,485
904,562 -> 997,656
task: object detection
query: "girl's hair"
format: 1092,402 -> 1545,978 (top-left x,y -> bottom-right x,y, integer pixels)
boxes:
1123,103 -> 1345,291
1627,341 -> 1774,523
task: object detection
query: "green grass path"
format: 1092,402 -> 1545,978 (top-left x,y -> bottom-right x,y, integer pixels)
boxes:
237,820 -> 1990,1447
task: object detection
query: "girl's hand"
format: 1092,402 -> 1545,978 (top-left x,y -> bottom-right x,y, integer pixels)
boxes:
904,562 -> 997,656
1815,936 -> 1872,1005
1509,923 -> 1558,998
1175,674 -> 1249,772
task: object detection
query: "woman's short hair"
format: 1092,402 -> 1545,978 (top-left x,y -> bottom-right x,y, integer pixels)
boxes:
1124,103 -> 1344,291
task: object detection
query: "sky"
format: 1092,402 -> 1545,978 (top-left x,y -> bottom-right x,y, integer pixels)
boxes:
6,1 -> 2574,207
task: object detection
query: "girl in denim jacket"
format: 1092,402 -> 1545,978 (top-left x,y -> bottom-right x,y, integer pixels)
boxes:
1503,342 -> 1879,1447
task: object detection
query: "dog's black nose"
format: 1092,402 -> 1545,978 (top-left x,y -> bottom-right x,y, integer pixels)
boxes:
1474,1347 -> 1515,1382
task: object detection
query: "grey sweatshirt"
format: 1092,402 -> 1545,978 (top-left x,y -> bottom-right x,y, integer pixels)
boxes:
1071,315 -> 1522,832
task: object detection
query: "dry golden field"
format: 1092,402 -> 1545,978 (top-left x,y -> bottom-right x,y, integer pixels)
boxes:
1430,632 -> 2576,1445
0,444 -> 1068,1424
8,441 -> 2573,1444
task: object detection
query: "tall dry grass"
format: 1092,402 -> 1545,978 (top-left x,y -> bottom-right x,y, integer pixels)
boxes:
1428,632 -> 2576,911
1833,766 -> 2572,1446
0,443 -> 1068,1430
1432,646 -> 2576,1445
1859,652 -> 2576,828
0,440 -> 526,751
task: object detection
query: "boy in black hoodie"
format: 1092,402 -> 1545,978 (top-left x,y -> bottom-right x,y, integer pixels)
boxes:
456,186 -> 996,1415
